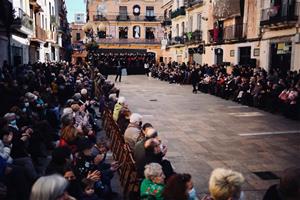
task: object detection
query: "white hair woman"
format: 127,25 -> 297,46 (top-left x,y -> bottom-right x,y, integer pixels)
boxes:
30,174 -> 75,200
140,163 -> 165,200
202,168 -> 245,200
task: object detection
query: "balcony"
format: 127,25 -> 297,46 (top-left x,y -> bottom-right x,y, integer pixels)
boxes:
184,30 -> 202,44
117,15 -> 130,21
167,36 -> 185,47
31,25 -> 46,41
223,23 -> 244,41
96,38 -> 161,45
260,2 -> 299,26
93,15 -> 107,21
208,29 -> 223,44
13,8 -> 34,33
162,18 -> 172,26
92,14 -> 162,22
187,0 -> 204,8
171,7 -> 186,19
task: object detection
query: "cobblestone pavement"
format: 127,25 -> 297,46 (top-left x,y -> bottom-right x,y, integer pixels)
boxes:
110,75 -> 300,199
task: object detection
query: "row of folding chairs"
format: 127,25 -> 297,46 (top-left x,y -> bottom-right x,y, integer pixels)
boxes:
102,107 -> 140,199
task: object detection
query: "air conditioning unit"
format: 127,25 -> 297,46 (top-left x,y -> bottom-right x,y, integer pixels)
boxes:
294,33 -> 300,44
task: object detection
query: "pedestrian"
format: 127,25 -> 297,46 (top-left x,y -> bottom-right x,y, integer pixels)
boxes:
115,61 -> 122,82
144,62 -> 149,77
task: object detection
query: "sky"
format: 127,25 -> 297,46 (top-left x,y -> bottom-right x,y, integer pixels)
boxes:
65,0 -> 86,22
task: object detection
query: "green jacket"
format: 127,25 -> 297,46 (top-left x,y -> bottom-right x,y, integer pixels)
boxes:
113,103 -> 123,121
140,179 -> 165,200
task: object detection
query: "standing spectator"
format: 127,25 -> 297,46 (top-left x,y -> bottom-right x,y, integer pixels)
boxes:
115,61 -> 122,82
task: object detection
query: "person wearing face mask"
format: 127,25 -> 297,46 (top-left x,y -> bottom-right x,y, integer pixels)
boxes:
124,113 -> 143,150
201,168 -> 245,200
184,174 -> 198,200
4,113 -> 19,131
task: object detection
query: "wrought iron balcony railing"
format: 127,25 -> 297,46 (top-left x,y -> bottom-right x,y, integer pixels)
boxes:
14,8 -> 34,31
96,38 -> 161,45
187,0 -> 204,8
171,7 -> 186,19
260,1 -> 299,26
223,23 -> 244,41
92,14 -> 163,22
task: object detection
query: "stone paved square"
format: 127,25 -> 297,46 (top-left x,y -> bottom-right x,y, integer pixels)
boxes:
110,75 -> 300,199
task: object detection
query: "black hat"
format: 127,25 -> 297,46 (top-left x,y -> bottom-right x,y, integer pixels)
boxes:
77,138 -> 93,152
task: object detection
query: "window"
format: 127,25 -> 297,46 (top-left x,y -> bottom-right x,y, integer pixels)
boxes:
119,27 -> 128,39
42,15 -> 44,28
181,22 -> 185,36
119,6 -> 127,15
197,14 -> 202,30
133,26 -> 141,38
76,33 -> 80,41
145,27 -> 155,39
49,2 -> 51,15
77,16 -> 81,21
189,16 -> 193,32
146,6 -> 154,17
52,6 -> 54,15
119,6 -> 128,20
45,18 -> 47,30
176,24 -> 179,36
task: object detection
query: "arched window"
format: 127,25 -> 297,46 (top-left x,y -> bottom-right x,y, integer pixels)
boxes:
133,26 -> 141,38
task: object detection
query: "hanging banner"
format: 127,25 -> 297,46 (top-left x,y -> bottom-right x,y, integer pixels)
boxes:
212,0 -> 241,19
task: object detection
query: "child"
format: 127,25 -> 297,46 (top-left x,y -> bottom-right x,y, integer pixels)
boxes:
82,179 -> 99,200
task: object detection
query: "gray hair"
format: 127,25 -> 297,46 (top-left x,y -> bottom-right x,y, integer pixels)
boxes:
144,163 -> 163,180
30,174 -> 68,200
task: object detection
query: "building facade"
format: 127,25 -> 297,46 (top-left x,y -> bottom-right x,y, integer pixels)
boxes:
71,14 -> 87,64
0,0 -> 14,67
161,0 -> 300,73
6,0 -> 70,66
85,0 -> 164,59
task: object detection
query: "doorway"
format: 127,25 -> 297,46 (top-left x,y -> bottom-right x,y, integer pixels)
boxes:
270,42 -> 291,75
239,46 -> 251,65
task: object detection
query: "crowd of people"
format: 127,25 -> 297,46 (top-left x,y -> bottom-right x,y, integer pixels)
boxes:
0,61 -> 122,200
151,62 -> 300,120
0,59 -> 299,200
88,52 -> 156,77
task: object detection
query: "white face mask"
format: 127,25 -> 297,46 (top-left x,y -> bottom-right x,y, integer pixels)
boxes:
238,191 -> 245,200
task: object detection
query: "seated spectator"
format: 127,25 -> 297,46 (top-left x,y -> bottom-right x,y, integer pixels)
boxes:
59,125 -> 80,153
117,107 -> 132,135
82,179 -> 99,200
124,113 -> 143,150
163,173 -> 195,200
263,167 -> 300,200
140,163 -> 165,200
46,146 -> 72,175
113,96 -> 126,121
134,125 -> 156,178
201,168 -> 245,200
145,138 -> 174,178
30,174 -> 75,200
